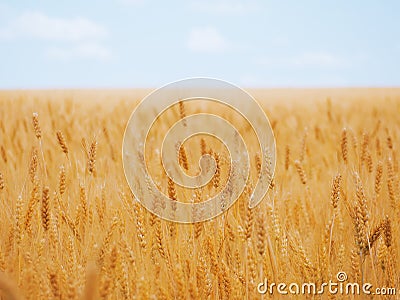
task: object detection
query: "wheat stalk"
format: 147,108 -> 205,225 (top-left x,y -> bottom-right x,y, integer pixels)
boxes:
41,186 -> 50,231
56,130 -> 69,157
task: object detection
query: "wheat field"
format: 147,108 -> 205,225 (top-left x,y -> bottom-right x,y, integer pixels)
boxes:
0,88 -> 399,299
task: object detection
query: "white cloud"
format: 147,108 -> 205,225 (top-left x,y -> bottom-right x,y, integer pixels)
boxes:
187,27 -> 228,53
258,52 -> 346,68
0,11 -> 108,42
46,43 -> 113,61
0,11 -> 114,61
190,0 -> 258,15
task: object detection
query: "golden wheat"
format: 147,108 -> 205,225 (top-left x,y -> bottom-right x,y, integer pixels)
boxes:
0,89 -> 398,299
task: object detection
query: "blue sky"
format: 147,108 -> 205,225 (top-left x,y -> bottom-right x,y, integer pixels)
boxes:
0,1 -> 399,88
